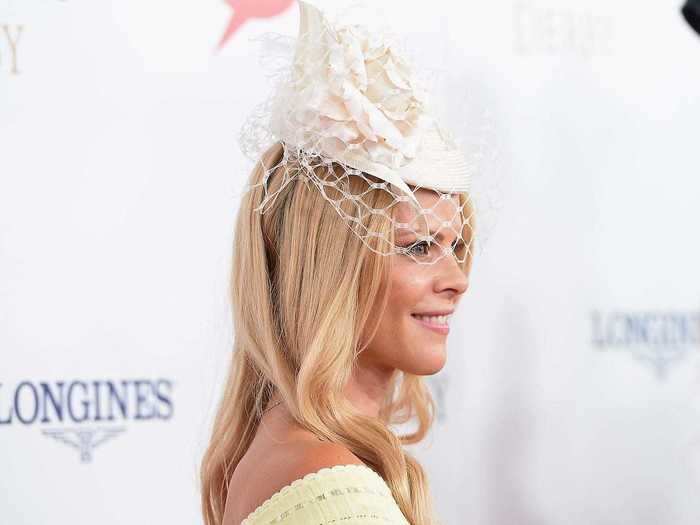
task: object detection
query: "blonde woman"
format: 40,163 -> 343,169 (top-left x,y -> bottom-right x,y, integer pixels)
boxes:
201,2 -> 477,524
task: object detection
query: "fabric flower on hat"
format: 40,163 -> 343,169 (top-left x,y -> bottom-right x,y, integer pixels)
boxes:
277,5 -> 432,173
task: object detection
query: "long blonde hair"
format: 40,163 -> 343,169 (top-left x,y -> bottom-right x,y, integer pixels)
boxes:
200,142 -> 474,525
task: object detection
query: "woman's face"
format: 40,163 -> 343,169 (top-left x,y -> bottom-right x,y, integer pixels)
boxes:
361,188 -> 470,376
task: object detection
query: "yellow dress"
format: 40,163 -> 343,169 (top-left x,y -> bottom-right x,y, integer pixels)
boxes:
241,463 -> 410,524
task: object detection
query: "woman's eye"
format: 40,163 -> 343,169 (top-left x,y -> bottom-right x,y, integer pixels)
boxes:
398,239 -> 468,257
404,241 -> 431,257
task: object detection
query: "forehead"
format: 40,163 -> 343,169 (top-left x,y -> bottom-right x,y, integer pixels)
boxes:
392,189 -> 463,237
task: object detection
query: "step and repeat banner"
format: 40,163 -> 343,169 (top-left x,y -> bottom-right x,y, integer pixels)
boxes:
2,1 -> 700,524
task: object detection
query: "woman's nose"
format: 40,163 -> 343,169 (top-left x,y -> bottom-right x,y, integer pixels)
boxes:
433,252 -> 469,297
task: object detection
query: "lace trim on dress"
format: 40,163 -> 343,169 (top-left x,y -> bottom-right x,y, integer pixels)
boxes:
241,463 -> 392,524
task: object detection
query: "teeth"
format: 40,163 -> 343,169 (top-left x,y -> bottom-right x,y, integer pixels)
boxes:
413,314 -> 451,326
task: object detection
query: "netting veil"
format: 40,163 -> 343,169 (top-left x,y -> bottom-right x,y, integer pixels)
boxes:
238,0 -> 488,266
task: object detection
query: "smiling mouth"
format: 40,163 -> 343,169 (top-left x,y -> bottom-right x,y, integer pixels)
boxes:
411,313 -> 451,335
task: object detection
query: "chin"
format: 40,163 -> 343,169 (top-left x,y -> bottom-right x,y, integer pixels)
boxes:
406,344 -> 447,375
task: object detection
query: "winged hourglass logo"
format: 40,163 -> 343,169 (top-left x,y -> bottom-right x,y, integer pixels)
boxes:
42,427 -> 126,463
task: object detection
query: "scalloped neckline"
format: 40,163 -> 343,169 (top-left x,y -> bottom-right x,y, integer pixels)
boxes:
241,463 -> 384,524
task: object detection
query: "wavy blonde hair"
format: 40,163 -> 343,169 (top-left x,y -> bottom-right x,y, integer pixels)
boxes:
200,142 -> 475,525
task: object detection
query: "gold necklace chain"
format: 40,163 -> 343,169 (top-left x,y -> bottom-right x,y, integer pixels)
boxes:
263,399 -> 282,415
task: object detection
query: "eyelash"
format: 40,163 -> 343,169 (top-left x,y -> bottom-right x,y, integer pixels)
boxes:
400,239 -> 466,258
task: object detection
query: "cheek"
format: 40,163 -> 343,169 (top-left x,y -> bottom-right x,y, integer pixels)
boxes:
387,263 -> 432,318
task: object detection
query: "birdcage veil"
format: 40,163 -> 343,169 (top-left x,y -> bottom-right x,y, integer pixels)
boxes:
236,0 -> 503,266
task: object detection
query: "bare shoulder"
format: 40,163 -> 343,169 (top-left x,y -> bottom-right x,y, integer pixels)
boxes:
224,439 -> 365,525
279,439 -> 366,487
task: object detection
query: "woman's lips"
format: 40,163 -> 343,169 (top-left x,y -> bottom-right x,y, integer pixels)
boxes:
411,314 -> 450,335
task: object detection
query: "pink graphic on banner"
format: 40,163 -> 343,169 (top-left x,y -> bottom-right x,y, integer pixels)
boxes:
217,0 -> 295,50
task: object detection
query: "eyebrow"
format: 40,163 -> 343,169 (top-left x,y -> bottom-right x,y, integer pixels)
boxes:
395,229 -> 454,242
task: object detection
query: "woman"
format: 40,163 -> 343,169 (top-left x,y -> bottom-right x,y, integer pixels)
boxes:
201,2 -> 476,524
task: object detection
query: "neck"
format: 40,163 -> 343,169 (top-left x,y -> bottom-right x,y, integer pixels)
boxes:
262,361 -> 397,421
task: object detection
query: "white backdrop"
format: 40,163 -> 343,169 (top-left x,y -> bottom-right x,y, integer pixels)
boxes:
2,1 -> 700,524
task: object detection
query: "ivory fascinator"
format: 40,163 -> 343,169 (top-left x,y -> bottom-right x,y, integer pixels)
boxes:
237,1 -> 493,265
